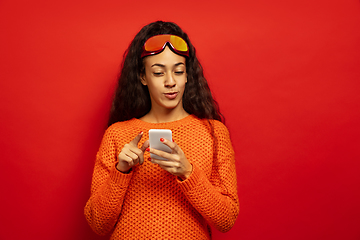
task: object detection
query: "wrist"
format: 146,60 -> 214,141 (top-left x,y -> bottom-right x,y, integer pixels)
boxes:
116,163 -> 131,174
179,164 -> 193,181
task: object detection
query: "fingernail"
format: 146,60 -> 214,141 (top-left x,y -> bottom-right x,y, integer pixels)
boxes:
146,148 -> 150,152
172,139 -> 174,142
160,138 -> 164,142
139,131 -> 143,134
148,157 -> 151,161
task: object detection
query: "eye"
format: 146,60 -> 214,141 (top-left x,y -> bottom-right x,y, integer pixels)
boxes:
153,72 -> 164,76
175,71 -> 184,75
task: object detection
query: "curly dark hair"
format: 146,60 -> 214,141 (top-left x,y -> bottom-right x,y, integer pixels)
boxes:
107,21 -> 223,126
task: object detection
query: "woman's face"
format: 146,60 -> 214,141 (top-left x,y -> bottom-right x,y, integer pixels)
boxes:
141,46 -> 187,113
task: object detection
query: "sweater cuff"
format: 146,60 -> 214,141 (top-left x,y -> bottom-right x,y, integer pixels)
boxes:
110,164 -> 133,187
177,163 -> 202,192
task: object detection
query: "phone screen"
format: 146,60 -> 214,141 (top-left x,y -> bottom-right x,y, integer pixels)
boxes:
149,129 -> 172,160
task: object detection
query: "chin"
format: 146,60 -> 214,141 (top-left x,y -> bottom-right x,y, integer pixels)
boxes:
163,102 -> 181,110
153,97 -> 183,111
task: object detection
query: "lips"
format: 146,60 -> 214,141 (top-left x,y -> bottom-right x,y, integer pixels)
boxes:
164,92 -> 178,100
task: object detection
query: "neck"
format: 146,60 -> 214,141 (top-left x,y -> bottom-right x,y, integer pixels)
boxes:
141,104 -> 189,123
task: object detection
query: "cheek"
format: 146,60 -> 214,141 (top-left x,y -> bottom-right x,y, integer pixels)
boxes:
180,82 -> 186,90
179,78 -> 187,90
146,80 -> 162,94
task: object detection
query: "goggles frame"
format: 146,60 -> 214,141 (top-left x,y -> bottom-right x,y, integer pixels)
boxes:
141,34 -> 189,58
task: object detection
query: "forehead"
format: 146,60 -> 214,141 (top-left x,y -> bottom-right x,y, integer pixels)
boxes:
143,47 -> 186,67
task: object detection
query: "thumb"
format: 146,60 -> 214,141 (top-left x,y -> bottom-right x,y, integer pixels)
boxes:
140,140 -> 150,152
139,140 -> 150,165
129,131 -> 144,146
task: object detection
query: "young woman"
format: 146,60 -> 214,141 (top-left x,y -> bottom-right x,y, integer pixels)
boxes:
84,21 -> 239,239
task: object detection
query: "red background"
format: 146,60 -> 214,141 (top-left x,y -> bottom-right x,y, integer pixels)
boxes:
1,0 -> 360,239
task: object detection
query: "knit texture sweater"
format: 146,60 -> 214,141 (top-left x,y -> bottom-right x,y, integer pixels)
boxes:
84,115 -> 239,239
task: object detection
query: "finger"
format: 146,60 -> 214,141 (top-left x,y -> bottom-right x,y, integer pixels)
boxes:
123,148 -> 140,164
160,138 -> 182,153
140,140 -> 150,152
151,158 -> 180,168
126,146 -> 145,165
154,162 -> 180,176
148,148 -> 172,160
129,131 -> 144,147
118,152 -> 134,166
157,164 -> 173,172
128,145 -> 144,157
139,140 -> 150,165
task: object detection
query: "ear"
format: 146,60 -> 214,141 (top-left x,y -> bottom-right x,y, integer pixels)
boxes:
140,73 -> 147,86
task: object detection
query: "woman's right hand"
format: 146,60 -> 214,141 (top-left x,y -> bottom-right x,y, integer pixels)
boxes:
116,132 -> 149,173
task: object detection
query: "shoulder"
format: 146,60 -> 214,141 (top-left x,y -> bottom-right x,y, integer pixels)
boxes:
103,119 -> 139,140
211,119 -> 228,131
210,119 -> 230,136
187,116 -> 232,141
108,118 -> 137,130
185,116 -> 230,135
209,119 -> 234,149
210,120 -> 235,156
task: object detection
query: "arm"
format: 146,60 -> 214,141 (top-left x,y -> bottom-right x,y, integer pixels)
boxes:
177,123 -> 239,232
84,126 -> 133,236
146,122 -> 239,232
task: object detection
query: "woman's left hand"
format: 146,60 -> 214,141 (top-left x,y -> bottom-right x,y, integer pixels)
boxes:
147,138 -> 192,180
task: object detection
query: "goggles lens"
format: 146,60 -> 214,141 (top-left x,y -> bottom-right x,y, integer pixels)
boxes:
141,34 -> 189,58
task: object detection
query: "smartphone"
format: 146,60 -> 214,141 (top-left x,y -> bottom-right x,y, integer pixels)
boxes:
149,129 -> 172,160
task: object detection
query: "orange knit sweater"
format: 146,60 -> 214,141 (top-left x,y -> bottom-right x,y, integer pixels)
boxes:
84,115 -> 239,239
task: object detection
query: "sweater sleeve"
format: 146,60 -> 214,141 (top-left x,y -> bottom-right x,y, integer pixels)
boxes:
84,126 -> 133,236
177,122 -> 239,232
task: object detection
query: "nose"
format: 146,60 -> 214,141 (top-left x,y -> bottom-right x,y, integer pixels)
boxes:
165,73 -> 176,88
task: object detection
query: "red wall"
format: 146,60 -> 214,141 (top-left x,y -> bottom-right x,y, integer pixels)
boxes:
1,0 -> 360,239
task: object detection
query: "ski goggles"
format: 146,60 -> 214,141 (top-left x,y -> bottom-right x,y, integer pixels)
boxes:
141,34 -> 189,58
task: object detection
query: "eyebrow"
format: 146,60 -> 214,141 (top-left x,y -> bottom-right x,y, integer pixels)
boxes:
151,62 -> 185,68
